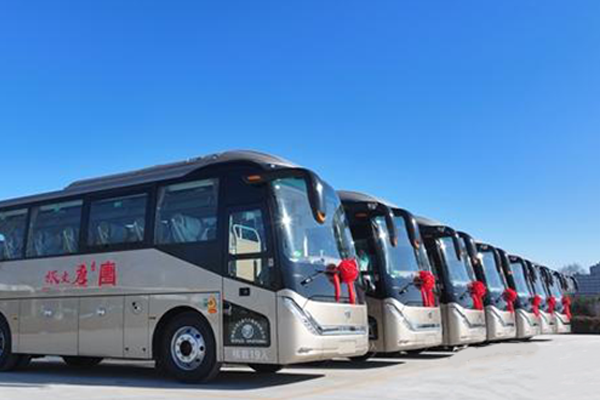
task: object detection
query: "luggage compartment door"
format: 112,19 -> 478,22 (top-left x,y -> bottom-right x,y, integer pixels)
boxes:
78,296 -> 124,357
19,298 -> 79,356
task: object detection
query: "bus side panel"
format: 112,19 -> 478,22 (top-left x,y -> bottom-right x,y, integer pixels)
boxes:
78,296 -> 125,358
124,295 -> 150,359
19,298 -> 79,356
0,301 -> 19,352
148,293 -> 222,362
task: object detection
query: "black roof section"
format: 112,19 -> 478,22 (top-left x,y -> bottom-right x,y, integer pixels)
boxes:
0,150 -> 298,209
415,215 -> 446,228
338,190 -> 398,210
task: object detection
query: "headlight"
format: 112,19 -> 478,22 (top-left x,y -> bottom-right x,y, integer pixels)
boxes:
282,297 -> 321,335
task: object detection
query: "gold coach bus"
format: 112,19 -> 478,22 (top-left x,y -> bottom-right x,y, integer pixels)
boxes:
0,151 -> 369,382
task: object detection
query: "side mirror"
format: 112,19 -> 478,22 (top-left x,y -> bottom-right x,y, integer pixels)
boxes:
382,205 -> 398,247
452,233 -> 463,261
396,210 -> 421,250
304,171 -> 327,225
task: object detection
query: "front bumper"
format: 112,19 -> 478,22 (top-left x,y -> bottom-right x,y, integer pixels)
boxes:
380,298 -> 443,352
485,306 -> 517,341
538,310 -> 557,334
441,303 -> 487,347
516,309 -> 539,339
554,312 -> 571,334
276,291 -> 369,364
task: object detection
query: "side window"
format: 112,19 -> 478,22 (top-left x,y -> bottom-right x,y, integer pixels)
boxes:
88,194 -> 148,247
229,210 -> 266,255
27,200 -> 83,257
155,179 -> 218,244
228,209 -> 271,286
0,209 -> 28,261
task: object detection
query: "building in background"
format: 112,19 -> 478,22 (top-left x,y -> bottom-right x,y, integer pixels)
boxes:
575,263 -> 600,296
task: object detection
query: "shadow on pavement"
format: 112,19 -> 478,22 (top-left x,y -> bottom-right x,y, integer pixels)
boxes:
292,359 -> 404,370
0,359 -> 324,391
390,353 -> 454,360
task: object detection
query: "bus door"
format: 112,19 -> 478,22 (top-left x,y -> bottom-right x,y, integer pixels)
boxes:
222,204 -> 278,364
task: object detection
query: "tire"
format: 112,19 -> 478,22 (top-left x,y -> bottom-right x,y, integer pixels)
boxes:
249,364 -> 284,373
62,356 -> 103,368
0,317 -> 21,372
156,312 -> 220,383
15,355 -> 32,370
349,351 -> 376,362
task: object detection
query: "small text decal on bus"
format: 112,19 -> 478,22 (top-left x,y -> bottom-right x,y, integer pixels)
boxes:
44,261 -> 117,288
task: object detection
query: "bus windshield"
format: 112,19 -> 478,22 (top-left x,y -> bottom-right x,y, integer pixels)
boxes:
480,251 -> 506,293
510,262 -> 531,297
374,216 -> 430,279
440,236 -> 474,287
272,177 -> 358,302
372,215 -> 432,305
531,269 -> 548,299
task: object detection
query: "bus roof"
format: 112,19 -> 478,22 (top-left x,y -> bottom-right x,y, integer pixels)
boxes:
0,150 -> 297,209
338,190 -> 401,210
415,215 -> 446,228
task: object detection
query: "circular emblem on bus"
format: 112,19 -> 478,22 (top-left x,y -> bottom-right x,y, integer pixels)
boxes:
241,323 -> 255,340
230,318 -> 268,346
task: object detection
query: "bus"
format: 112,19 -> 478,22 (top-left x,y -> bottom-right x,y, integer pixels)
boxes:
417,218 -> 486,348
457,232 -> 516,342
525,262 -> 555,334
339,191 -> 443,356
471,241 -> 517,341
0,151 -> 369,382
506,255 -> 540,339
543,268 -> 571,334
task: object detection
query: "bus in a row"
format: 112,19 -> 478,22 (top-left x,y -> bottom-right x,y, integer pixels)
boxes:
0,151 -> 369,382
0,151 -> 577,382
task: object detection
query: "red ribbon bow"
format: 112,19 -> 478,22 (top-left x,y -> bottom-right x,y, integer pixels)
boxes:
414,270 -> 436,307
532,295 -> 542,317
547,296 -> 557,315
327,259 -> 359,304
562,296 -> 572,319
503,288 -> 518,313
469,281 -> 487,310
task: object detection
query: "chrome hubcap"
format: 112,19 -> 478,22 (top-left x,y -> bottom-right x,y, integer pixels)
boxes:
171,326 -> 206,371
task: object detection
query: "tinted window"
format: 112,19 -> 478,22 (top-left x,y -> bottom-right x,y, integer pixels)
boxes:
228,209 -> 272,287
440,236 -> 474,286
27,200 -> 83,257
155,179 -> 219,244
229,209 -> 266,255
0,209 -> 28,261
88,194 -> 148,246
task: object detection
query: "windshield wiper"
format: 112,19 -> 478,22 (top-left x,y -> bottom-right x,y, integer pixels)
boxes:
396,281 -> 416,296
300,269 -> 328,286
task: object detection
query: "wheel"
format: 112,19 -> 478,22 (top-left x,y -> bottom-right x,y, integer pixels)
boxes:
249,364 -> 284,373
349,351 -> 376,362
156,312 -> 220,383
0,317 -> 21,372
63,356 -> 103,368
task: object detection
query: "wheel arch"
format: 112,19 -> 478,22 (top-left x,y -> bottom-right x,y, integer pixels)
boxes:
151,306 -> 215,361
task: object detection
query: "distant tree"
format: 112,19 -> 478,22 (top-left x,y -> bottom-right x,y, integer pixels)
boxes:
560,263 -> 585,276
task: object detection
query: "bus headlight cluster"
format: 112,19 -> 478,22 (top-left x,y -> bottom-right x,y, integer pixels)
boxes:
282,297 -> 322,335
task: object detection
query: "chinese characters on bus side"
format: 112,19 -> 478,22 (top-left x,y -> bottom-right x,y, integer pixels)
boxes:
44,261 -> 117,288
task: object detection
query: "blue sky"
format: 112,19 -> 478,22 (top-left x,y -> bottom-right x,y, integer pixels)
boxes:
0,1 -> 598,269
